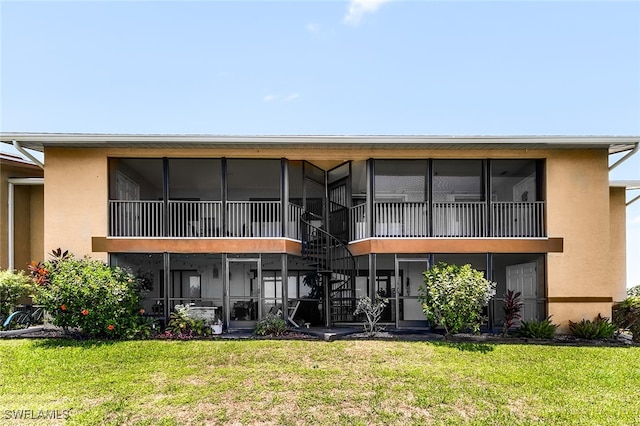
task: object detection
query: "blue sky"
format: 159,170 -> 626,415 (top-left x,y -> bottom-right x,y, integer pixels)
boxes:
1,0 -> 639,286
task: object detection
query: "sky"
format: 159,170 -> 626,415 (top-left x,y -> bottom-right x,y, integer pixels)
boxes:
1,0 -> 639,286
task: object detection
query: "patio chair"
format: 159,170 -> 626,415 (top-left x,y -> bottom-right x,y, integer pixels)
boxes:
287,300 -> 301,328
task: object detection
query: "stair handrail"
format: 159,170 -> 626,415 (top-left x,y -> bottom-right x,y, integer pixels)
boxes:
300,211 -> 357,295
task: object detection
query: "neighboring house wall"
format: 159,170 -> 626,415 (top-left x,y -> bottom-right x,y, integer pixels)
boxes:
609,186 -> 627,302
0,158 -> 44,270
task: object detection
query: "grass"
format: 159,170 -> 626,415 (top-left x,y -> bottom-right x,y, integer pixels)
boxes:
0,339 -> 639,425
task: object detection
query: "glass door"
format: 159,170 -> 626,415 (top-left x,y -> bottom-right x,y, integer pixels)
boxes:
227,257 -> 261,329
395,257 -> 430,328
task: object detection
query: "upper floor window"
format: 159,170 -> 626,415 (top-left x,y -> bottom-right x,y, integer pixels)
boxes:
168,159 -> 221,201
374,160 -> 429,202
432,160 -> 484,202
109,158 -> 163,201
227,159 -> 281,201
491,159 -> 541,202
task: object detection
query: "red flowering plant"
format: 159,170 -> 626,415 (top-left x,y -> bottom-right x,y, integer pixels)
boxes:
31,250 -> 149,338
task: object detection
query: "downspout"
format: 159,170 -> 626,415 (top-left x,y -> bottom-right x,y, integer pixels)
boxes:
609,142 -> 639,172
12,140 -> 44,169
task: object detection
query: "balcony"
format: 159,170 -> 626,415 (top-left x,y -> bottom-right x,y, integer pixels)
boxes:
109,200 -> 544,239
350,201 -> 545,239
110,200 -> 303,239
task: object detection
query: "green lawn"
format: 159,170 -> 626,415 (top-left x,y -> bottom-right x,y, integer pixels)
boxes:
0,339 -> 638,425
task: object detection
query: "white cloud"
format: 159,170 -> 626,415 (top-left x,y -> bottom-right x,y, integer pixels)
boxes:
263,94 -> 277,102
343,0 -> 391,26
306,23 -> 321,34
284,93 -> 300,101
632,215 -> 640,225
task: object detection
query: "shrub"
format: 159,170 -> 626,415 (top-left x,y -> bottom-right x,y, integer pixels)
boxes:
32,251 -> 145,339
568,314 -> 617,339
254,314 -> 287,336
0,269 -> 34,320
517,316 -> 558,339
353,295 -> 388,336
501,289 -> 523,337
612,296 -> 640,342
165,304 -> 211,338
627,285 -> 640,297
419,262 -> 496,337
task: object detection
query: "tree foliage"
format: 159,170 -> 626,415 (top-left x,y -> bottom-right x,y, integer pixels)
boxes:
0,269 -> 34,319
419,262 -> 496,337
627,285 -> 640,297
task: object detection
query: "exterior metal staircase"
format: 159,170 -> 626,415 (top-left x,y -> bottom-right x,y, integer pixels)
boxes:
300,211 -> 357,326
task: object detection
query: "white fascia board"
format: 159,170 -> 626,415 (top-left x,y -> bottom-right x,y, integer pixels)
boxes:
2,133 -> 639,151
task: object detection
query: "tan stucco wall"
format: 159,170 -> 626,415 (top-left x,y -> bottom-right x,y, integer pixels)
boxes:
0,161 -> 44,270
545,149 -> 615,328
609,186 -> 627,302
44,148 -> 108,261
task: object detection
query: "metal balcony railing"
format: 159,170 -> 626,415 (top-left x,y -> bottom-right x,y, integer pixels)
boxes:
168,201 -> 222,237
226,201 -> 281,237
491,201 -> 545,237
374,202 -> 429,237
109,200 -> 164,237
432,202 -> 487,237
109,200 -> 546,239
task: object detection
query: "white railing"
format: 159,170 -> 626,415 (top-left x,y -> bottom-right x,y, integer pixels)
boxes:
374,202 -> 429,237
227,201 -> 282,237
288,203 -> 303,239
109,200 -> 164,237
350,204 -> 367,240
491,202 -> 545,237
432,202 -> 487,237
168,201 -> 222,237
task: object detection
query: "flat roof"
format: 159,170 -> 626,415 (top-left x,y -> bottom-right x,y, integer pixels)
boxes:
610,180 -> 640,190
1,132 -> 638,153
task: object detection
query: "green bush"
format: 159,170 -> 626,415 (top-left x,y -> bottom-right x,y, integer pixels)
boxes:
612,296 -> 640,342
165,305 -> 211,338
568,314 -> 617,339
32,252 -> 145,338
0,269 -> 34,320
254,314 -> 287,336
419,262 -> 496,337
517,316 -> 558,339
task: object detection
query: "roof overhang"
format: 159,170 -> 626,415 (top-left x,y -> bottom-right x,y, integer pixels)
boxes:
1,132 -> 638,153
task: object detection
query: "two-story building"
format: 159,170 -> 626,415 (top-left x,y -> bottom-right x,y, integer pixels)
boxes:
2,133 -> 637,331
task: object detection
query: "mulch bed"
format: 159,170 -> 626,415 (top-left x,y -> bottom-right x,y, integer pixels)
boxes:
2,325 -> 637,346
